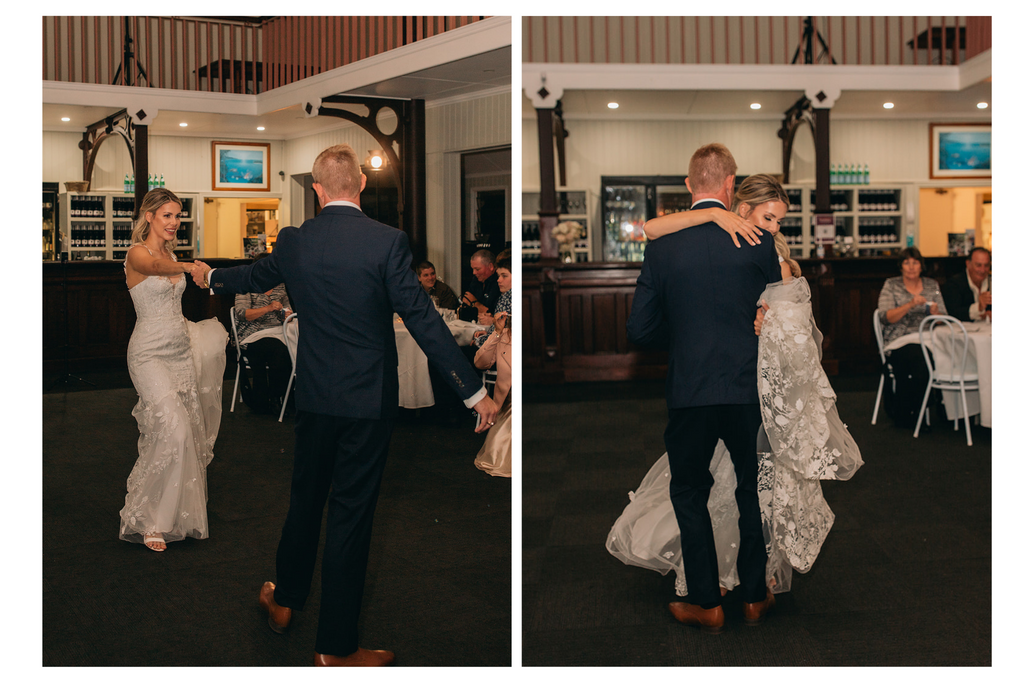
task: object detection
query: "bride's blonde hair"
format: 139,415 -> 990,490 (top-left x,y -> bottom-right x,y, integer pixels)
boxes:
732,174 -> 801,278
131,188 -> 182,251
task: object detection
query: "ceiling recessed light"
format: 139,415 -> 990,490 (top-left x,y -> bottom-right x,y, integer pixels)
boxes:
977,102 -> 989,109
883,102 -> 895,109
257,126 -> 265,131
750,103 -> 761,110
179,122 -> 188,127
61,117 -> 70,122
607,102 -> 619,109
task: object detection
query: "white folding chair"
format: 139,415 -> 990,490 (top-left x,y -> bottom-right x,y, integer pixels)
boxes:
229,307 -> 251,412
871,308 -> 899,425
279,313 -> 298,422
482,368 -> 497,395
913,315 -> 980,446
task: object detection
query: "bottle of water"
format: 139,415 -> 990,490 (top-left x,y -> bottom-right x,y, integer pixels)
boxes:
124,174 -> 129,194
864,164 -> 870,185
129,174 -> 134,194
159,174 -> 165,188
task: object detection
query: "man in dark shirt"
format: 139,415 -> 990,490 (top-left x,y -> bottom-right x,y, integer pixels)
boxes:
942,247 -> 991,322
416,261 -> 460,310
463,250 -> 500,315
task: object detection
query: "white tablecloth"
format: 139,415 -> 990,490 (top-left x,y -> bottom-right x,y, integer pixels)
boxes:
283,315 -> 485,410
885,321 -> 992,427
394,316 -> 485,409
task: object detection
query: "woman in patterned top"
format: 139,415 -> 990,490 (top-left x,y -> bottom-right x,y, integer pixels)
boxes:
877,247 -> 947,427
234,253 -> 293,414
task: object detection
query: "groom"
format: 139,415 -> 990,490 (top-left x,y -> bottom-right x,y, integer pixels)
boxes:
192,144 -> 498,665
626,143 -> 781,633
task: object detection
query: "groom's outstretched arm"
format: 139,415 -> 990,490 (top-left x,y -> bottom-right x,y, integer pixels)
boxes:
627,253 -> 668,348
208,229 -> 290,295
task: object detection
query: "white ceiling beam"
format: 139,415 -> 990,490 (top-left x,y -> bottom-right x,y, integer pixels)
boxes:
523,61 -> 982,96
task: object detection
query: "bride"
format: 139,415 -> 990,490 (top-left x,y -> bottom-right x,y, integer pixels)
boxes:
120,188 -> 228,552
607,174 -> 863,598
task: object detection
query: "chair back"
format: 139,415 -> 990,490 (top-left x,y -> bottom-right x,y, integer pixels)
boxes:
872,309 -> 887,363
283,313 -> 299,366
229,307 -> 244,363
918,315 -> 971,384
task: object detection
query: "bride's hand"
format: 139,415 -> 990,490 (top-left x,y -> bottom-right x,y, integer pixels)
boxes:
710,208 -> 762,248
754,302 -> 769,336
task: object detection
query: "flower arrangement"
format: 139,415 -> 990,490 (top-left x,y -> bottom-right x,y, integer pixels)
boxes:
551,221 -> 583,247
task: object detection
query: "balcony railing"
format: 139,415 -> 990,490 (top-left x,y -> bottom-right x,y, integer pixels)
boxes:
43,15 -> 489,94
523,16 -> 991,67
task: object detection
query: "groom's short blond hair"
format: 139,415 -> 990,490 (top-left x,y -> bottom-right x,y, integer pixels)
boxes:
312,144 -> 362,200
687,143 -> 738,195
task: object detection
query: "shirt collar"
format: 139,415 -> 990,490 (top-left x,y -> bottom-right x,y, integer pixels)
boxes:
324,200 -> 361,211
692,198 -> 727,209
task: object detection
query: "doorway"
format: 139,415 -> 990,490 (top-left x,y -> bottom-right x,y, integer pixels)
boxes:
917,186 -> 991,257
202,197 -> 280,258
460,146 -> 511,291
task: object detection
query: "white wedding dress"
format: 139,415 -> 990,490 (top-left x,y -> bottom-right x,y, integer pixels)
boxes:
607,277 -> 863,596
119,250 -> 228,545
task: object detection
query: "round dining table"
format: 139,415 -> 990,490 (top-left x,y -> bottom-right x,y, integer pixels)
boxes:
394,313 -> 486,409
884,319 -> 992,428
280,312 -> 486,411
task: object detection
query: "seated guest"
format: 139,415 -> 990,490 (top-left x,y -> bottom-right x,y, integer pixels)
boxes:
234,253 -> 293,415
878,247 -> 947,428
462,249 -> 500,316
473,312 -> 511,478
475,250 -> 512,347
417,260 -> 460,310
941,247 -> 991,322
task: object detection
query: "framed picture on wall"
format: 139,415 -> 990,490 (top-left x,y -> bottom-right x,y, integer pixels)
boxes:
929,123 -> 991,179
212,141 -> 271,191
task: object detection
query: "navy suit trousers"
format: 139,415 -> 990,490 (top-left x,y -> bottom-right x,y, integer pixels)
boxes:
272,411 -> 395,656
665,404 -> 768,609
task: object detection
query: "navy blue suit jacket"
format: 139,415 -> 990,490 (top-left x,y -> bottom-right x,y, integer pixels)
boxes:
626,201 -> 782,408
210,205 -> 483,420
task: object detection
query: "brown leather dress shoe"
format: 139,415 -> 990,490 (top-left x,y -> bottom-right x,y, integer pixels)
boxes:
258,581 -> 292,634
668,602 -> 725,634
314,648 -> 396,667
742,590 -> 776,625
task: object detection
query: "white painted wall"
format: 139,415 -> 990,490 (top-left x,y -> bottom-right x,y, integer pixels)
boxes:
42,88 -> 511,276
522,116 -> 956,190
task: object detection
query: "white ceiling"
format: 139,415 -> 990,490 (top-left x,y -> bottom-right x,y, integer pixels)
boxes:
43,46 -> 511,139
524,79 -> 992,120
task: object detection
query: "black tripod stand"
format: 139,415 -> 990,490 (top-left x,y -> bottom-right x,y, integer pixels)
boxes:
112,17 -> 149,87
791,17 -> 837,65
46,250 -> 95,393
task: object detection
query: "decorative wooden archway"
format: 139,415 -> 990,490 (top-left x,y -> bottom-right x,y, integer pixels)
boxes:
79,109 -> 135,187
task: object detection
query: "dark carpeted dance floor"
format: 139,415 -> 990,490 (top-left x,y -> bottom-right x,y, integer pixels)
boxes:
522,377 -> 991,667
42,373 -> 511,667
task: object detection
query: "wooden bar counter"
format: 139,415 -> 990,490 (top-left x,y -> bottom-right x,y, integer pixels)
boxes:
523,256 -> 968,383
43,258 -> 248,374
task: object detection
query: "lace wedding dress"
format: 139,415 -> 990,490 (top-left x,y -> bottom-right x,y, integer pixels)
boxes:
119,251 -> 228,545
607,277 -> 863,596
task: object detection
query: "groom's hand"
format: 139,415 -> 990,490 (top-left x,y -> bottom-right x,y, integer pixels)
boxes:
192,260 -> 212,288
471,395 -> 499,433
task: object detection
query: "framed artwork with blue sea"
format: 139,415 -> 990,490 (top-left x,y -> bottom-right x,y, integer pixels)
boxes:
212,141 -> 271,191
929,123 -> 991,180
